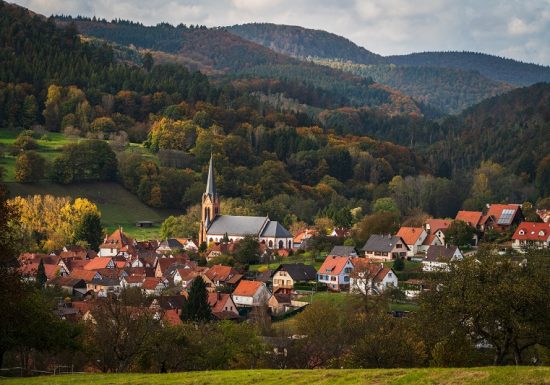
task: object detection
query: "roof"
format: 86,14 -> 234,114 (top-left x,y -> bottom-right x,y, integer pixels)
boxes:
455,211 -> 483,227
48,276 -> 85,287
69,269 -> 100,282
155,295 -> 186,311
123,275 -> 145,284
317,256 -> 352,276
89,277 -> 120,287
328,245 -> 357,257
84,257 -> 113,271
158,238 -> 184,250
426,219 -> 452,233
205,264 -> 238,282
396,227 -> 424,245
205,153 -> 217,198
261,221 -> 292,238
425,245 -> 461,262
19,263 -> 59,279
142,277 -> 165,290
293,228 -> 317,243
352,260 -> 395,283
208,292 -> 233,313
233,280 -> 263,297
207,215 -> 269,237
100,228 -> 135,250
484,204 -> 522,226
362,235 -> 408,252
422,233 -> 439,246
276,263 -> 317,281
175,269 -> 198,282
331,227 -> 351,237
513,222 -> 550,242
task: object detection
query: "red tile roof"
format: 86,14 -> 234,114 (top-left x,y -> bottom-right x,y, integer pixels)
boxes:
483,204 -> 522,225
69,269 -> 101,282
84,257 -> 113,271
163,309 -> 182,326
205,264 -> 237,282
422,233 -> 440,246
208,292 -> 233,313
142,277 -> 165,291
19,263 -> 59,279
233,280 -> 263,297
512,222 -> 550,242
426,219 -> 452,233
351,259 -> 393,283
396,227 -> 424,245
455,211 -> 483,227
317,256 -> 351,276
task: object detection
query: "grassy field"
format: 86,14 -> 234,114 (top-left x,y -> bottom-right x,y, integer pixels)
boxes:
1,367 -> 549,385
6,182 -> 178,240
249,254 -> 324,272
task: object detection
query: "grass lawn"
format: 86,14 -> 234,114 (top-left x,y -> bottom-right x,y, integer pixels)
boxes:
1,367 -> 549,385
249,254 -> 323,272
6,182 -> 179,240
302,291 -> 352,305
390,302 -> 420,312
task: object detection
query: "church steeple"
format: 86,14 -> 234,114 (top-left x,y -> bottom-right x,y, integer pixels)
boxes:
199,154 -> 220,246
205,153 -> 217,198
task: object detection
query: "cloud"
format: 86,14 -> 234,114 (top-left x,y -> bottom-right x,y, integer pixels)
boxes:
11,0 -> 550,65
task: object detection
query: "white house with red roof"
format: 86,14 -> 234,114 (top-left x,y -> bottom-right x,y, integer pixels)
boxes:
424,219 -> 452,245
512,222 -> 550,251
317,256 -> 355,291
349,259 -> 398,295
481,204 -> 524,233
99,228 -> 137,258
232,280 -> 271,307
396,227 -> 427,257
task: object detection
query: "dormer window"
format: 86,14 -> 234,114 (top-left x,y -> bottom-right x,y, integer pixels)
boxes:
539,231 -> 546,236
519,230 -> 525,235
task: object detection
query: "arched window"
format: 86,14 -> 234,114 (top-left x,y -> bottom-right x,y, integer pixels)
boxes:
288,240 -> 292,248
278,240 -> 284,249
209,238 -> 213,243
268,240 -> 273,248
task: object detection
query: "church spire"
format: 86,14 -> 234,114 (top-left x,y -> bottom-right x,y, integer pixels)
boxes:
205,153 -> 217,198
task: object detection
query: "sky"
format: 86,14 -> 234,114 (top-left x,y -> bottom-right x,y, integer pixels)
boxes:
13,0 -> 550,65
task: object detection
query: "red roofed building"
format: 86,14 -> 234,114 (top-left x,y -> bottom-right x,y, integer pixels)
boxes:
19,262 -> 59,281
141,277 -> 167,296
69,269 -> 102,283
99,228 -> 137,258
84,257 -> 115,271
317,256 -> 354,291
162,309 -> 183,326
481,204 -> 524,233
396,227 -> 427,256
512,222 -> 550,251
232,280 -> 271,307
205,264 -> 240,287
349,259 -> 398,295
424,219 -> 452,244
208,292 -> 239,320
455,211 -> 483,230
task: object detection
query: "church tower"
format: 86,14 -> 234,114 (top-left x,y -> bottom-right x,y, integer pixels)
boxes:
199,154 -> 220,245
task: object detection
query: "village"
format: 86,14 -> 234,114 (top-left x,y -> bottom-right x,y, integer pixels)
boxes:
17,156 -> 550,326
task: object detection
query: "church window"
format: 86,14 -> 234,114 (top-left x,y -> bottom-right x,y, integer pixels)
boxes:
278,240 -> 284,249
268,240 -> 273,247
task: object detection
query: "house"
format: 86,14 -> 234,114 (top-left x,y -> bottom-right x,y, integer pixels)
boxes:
396,227 -> 427,256
155,256 -> 191,278
424,219 -> 452,245
47,276 -> 87,296
419,233 -> 443,255
19,262 -> 59,281
293,228 -> 317,249
150,295 -> 186,313
177,238 -> 199,252
204,264 -> 241,288
268,293 -> 292,315
455,211 -> 483,230
232,280 -> 271,307
156,238 -> 184,254
328,245 -> 358,258
161,309 -> 183,327
208,292 -> 239,320
317,256 -> 354,291
481,204 -> 524,233
120,275 -> 145,288
68,269 -> 102,283
362,235 -> 408,261
272,263 -> 317,293
98,228 -> 137,258
349,259 -> 398,295
86,277 -> 121,297
512,222 -> 550,251
173,268 -> 200,289
141,277 -> 167,296
84,257 -> 115,271
422,245 -> 464,272
205,242 -> 238,262
199,155 -> 293,249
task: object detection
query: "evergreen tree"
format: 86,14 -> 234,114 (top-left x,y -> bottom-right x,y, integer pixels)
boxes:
181,276 -> 211,322
36,258 -> 47,288
392,257 -> 405,271
74,212 -> 103,250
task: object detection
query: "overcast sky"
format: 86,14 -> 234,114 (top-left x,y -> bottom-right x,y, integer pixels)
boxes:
13,0 -> 550,65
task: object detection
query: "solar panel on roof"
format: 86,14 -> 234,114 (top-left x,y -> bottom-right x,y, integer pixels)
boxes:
497,209 -> 515,225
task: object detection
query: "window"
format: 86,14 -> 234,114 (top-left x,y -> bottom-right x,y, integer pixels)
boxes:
278,240 -> 284,249
396,244 -> 402,249
268,240 -> 273,247
331,276 -> 336,281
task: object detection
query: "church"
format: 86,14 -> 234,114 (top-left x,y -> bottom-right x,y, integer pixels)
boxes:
199,155 -> 293,250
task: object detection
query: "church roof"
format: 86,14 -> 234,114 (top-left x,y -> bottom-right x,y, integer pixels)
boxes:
261,221 -> 292,238
205,153 -> 217,198
206,215 -> 268,237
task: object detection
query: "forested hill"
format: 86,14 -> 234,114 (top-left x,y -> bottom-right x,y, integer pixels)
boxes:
388,51 -> 550,86
428,82 -> 550,179
227,23 -> 386,64
53,16 -> 421,114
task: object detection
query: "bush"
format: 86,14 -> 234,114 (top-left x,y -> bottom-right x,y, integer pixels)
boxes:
13,135 -> 38,150
15,151 -> 45,182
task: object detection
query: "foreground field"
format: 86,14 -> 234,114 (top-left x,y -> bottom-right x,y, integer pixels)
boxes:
6,182 -> 178,239
1,367 -> 549,385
